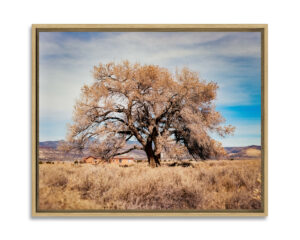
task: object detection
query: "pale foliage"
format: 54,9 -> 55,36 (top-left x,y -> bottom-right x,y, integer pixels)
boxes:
62,61 -> 234,166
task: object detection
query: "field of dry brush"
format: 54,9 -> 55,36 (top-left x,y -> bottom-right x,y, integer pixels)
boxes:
38,159 -> 262,211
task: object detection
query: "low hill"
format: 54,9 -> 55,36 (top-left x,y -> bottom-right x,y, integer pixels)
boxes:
39,140 -> 62,149
39,141 -> 261,161
225,145 -> 261,159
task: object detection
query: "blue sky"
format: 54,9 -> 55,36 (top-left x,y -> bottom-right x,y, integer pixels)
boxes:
39,31 -> 261,147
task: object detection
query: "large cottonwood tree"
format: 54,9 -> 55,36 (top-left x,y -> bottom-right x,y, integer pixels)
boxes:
63,61 -> 234,167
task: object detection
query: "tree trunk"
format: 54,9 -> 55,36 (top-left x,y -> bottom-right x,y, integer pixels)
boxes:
149,156 -> 156,168
154,153 -> 161,166
145,142 -> 160,167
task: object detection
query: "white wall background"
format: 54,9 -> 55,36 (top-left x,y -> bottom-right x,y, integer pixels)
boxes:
0,0 -> 299,239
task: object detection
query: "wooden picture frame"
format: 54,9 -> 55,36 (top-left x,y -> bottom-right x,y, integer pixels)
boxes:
32,24 -> 268,217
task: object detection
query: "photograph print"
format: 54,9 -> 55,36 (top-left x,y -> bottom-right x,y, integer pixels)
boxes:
32,25 -> 267,216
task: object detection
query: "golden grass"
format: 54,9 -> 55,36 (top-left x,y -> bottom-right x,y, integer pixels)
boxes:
38,159 -> 261,211
245,148 -> 261,157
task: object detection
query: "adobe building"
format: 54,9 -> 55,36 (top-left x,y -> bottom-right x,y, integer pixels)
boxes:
110,156 -> 134,165
82,156 -> 105,164
82,156 -> 134,165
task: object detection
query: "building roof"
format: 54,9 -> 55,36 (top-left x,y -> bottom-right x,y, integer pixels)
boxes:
112,156 -> 134,159
82,156 -> 101,160
83,156 -> 134,160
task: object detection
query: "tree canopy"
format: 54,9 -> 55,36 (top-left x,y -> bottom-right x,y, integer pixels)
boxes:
62,61 -> 234,167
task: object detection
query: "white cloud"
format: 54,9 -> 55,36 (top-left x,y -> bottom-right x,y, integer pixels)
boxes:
213,121 -> 261,147
39,31 -> 261,144
220,137 -> 261,147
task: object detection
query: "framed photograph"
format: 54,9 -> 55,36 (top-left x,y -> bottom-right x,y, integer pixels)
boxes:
32,24 -> 268,216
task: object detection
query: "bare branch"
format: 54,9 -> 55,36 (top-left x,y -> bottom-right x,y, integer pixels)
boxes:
65,61 -> 235,166
113,145 -> 144,157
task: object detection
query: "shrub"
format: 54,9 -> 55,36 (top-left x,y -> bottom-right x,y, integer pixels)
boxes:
38,159 -> 262,211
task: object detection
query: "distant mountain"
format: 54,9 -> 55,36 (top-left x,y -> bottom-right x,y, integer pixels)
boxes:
39,140 -> 140,149
39,140 -> 63,149
225,145 -> 261,159
39,141 -> 261,160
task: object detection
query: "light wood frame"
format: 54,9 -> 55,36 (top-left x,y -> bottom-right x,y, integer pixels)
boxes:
32,24 -> 268,217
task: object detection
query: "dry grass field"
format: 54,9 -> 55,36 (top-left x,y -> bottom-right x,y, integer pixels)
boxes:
38,159 -> 262,211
